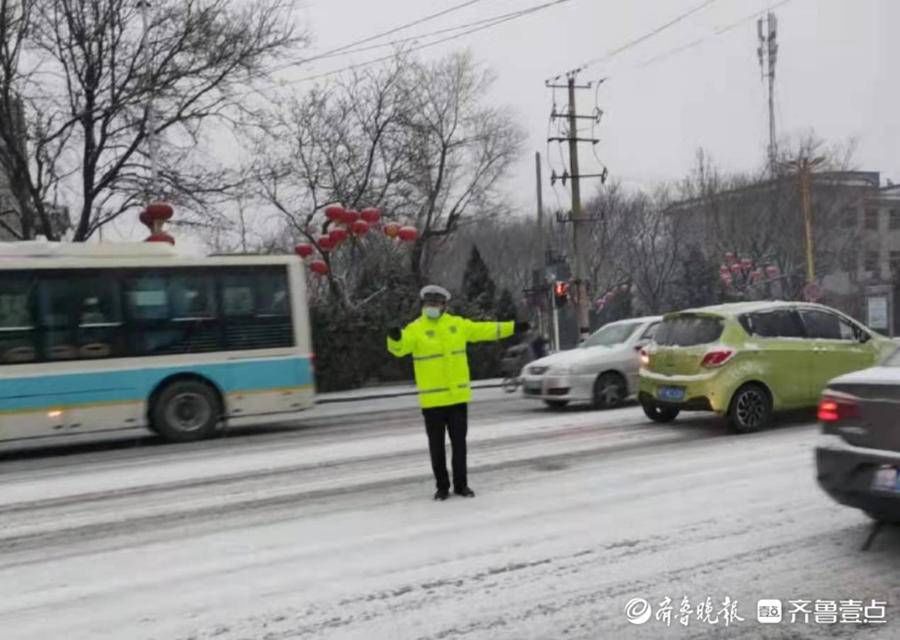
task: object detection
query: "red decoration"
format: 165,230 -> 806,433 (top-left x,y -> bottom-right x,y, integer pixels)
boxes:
318,235 -> 335,251
765,265 -> 780,278
329,227 -> 349,244
730,263 -> 742,274
740,258 -> 753,270
751,269 -> 763,283
725,252 -> 736,264
350,220 -> 369,236
140,202 -> 175,245
146,231 -> 175,245
361,208 -> 381,224
309,260 -> 329,275
398,226 -> 418,242
384,222 -> 401,238
294,243 -> 314,258
325,205 -> 345,222
342,209 -> 361,225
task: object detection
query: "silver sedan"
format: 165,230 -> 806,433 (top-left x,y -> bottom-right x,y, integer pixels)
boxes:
521,316 -> 661,410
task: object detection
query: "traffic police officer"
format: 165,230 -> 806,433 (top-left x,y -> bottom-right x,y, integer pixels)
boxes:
387,285 -> 528,500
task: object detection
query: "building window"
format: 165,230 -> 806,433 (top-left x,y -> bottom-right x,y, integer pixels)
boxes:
840,207 -> 857,228
864,250 -> 880,273
864,209 -> 879,230
890,209 -> 900,230
890,250 -> 900,276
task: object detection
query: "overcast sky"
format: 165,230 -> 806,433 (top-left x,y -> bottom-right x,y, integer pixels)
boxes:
292,0 -> 898,217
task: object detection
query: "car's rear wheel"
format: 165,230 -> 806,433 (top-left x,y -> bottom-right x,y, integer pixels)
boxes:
727,383 -> 772,433
544,400 -> 569,410
150,379 -> 221,442
593,372 -> 626,410
641,399 -> 680,423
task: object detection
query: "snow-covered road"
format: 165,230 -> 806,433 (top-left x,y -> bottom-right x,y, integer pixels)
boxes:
1,390 -> 897,639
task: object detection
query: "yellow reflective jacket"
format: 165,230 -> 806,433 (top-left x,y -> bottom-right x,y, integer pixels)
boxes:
387,313 -> 515,408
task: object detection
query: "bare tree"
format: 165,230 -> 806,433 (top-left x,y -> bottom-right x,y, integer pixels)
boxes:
251,50 -> 525,305
0,0 -> 300,241
399,51 -> 525,284
674,137 -> 865,300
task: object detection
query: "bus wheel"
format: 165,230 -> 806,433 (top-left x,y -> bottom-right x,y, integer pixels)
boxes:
151,380 -> 221,442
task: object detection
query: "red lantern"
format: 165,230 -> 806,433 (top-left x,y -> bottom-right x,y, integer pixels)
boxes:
146,231 -> 175,245
309,260 -> 329,275
294,243 -> 314,259
329,227 -> 348,244
384,222 -> 401,238
325,205 -> 345,223
730,263 -> 742,274
751,269 -> 763,283
721,274 -> 733,286
398,226 -> 418,242
765,265 -> 780,279
351,220 -> 369,236
740,258 -> 753,270
144,202 -> 173,222
361,208 -> 381,224
342,209 -> 360,225
318,235 -> 335,251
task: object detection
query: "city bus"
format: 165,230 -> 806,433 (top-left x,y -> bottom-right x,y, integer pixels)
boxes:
0,241 -> 315,443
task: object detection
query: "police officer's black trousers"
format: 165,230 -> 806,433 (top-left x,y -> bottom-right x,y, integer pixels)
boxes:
422,403 -> 468,492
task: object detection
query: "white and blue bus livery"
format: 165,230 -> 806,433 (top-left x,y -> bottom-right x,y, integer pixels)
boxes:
0,241 -> 315,443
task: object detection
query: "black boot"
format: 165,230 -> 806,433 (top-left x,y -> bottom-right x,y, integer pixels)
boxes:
454,486 -> 475,498
434,489 -> 449,501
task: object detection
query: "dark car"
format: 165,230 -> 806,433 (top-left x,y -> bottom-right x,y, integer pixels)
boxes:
815,347 -> 900,523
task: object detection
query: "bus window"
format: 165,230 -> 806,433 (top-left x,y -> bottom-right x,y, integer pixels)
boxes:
221,268 -> 293,350
0,274 -> 36,364
39,273 -> 123,360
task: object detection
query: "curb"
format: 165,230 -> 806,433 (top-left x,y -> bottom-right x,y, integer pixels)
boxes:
316,382 -> 505,405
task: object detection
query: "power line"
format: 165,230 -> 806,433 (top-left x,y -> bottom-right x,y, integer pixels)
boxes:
631,0 -> 792,71
547,0 -> 721,81
300,0 -> 489,65
288,0 -> 573,85
278,2 -> 570,68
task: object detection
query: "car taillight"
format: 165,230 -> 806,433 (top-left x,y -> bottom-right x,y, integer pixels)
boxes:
818,395 -> 859,422
700,349 -> 734,368
639,348 -> 650,367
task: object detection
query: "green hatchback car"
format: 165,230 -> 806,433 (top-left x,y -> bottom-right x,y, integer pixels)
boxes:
638,301 -> 896,432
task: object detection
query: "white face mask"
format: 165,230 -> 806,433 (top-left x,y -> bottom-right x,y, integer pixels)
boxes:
423,305 -> 443,319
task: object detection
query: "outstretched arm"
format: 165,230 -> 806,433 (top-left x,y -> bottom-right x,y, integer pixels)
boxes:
463,319 -> 516,344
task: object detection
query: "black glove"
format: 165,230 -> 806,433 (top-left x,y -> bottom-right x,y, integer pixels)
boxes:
388,326 -> 402,341
514,321 -> 530,335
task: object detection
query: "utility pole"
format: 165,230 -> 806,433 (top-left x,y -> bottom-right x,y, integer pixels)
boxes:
547,73 -> 606,343
782,155 -> 825,290
535,151 -> 546,339
758,12 -> 778,171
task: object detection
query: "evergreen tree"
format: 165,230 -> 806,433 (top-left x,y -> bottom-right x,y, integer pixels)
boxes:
676,245 -> 721,309
462,245 -> 496,317
496,288 -> 518,321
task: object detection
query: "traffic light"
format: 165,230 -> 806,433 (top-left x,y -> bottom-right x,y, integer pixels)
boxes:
553,281 -> 569,308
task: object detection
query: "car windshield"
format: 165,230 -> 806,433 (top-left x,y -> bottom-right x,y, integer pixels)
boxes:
655,314 -> 724,346
580,322 -> 639,348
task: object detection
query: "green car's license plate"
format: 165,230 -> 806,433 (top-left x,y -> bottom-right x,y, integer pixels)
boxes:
658,386 -> 685,402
